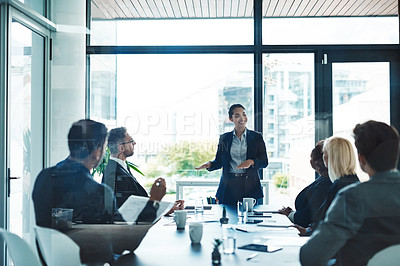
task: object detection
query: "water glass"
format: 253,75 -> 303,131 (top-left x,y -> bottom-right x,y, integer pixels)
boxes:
222,225 -> 237,254
237,201 -> 249,223
195,199 -> 204,215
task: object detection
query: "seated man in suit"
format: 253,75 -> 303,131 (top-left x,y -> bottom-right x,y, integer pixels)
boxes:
32,119 -> 166,228
300,120 -> 400,266
102,127 -> 184,214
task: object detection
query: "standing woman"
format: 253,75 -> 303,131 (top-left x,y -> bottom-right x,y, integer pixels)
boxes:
196,104 -> 268,205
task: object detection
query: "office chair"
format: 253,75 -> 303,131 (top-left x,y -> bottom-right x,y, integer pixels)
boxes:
367,244 -> 400,266
0,228 -> 42,266
35,226 -> 82,266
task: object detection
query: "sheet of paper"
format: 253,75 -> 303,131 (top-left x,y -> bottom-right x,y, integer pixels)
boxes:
256,214 -> 293,228
118,195 -> 174,224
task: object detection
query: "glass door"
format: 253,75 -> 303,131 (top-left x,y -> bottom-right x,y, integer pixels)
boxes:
7,19 -> 44,240
323,52 -> 394,181
332,62 -> 390,139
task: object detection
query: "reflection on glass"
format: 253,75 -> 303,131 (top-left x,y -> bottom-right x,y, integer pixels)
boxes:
90,54 -> 253,201
15,0 -> 46,16
332,63 -> 390,138
263,54 -> 315,204
262,17 -> 398,45
10,21 -> 44,238
90,19 -> 253,45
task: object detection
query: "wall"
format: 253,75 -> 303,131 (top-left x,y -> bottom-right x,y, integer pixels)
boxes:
49,0 -> 86,165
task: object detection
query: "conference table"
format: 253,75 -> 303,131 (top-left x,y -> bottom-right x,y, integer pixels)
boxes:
111,204 -> 307,265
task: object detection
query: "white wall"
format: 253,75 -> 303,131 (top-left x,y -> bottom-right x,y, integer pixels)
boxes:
49,0 -> 86,165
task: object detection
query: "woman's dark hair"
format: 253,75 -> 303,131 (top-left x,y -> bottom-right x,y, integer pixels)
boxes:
108,127 -> 128,154
353,120 -> 400,172
228,104 -> 245,118
68,119 -> 108,159
311,140 -> 329,178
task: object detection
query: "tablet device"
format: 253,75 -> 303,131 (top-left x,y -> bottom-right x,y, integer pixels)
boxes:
238,244 -> 282,253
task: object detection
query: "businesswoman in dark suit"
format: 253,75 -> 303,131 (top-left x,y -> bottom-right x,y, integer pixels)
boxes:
293,136 -> 360,235
196,104 -> 268,205
278,140 -> 332,227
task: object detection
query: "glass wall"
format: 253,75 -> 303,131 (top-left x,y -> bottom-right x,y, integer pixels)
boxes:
263,53 -> 315,203
15,0 -> 46,16
9,18 -> 44,242
262,17 -> 399,45
91,19 -> 254,46
90,54 -> 254,200
88,0 -> 400,204
332,62 -> 390,181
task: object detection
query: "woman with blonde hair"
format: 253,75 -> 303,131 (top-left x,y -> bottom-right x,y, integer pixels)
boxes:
294,136 -> 359,235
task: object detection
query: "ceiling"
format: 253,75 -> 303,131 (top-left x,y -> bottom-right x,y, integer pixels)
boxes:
91,0 -> 399,20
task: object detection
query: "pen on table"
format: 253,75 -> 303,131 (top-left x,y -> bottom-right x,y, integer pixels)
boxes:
235,227 -> 248,233
246,253 -> 258,261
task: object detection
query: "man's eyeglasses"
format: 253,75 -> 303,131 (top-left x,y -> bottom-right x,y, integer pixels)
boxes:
120,139 -> 135,145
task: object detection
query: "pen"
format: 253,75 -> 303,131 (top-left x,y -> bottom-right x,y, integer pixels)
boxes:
235,227 -> 248,233
246,253 -> 258,261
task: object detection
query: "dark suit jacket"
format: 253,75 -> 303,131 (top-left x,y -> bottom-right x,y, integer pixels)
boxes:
103,159 -> 148,207
293,175 -> 332,227
33,158 -> 120,227
102,159 -> 156,222
208,129 -> 268,204
312,173 -> 360,228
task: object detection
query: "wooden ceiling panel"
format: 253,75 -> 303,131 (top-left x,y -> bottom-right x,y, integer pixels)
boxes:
301,0 -> 319,16
238,0 -> 249,16
272,0 -> 287,16
208,0 -> 217,17
293,0 -> 312,16
91,0 -> 399,19
231,0 -> 240,17
244,0 -> 253,16
322,0 -> 343,16
216,0 -> 224,17
343,0 -> 365,17
201,0 -> 210,17
264,0 -> 279,16
315,0 -> 337,16
373,0 -> 397,14
307,0 -> 328,16
224,0 -> 232,17
286,0 -> 304,16
153,0 -> 168,17
280,0 -> 295,16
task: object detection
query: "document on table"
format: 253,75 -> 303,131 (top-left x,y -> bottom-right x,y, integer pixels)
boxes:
257,215 -> 293,228
119,195 -> 174,224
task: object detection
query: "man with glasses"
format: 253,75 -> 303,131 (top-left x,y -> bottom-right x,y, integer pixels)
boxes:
102,127 -> 184,215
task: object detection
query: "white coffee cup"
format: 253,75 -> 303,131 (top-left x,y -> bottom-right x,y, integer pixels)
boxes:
189,222 -> 203,244
243,197 -> 256,212
174,210 -> 187,229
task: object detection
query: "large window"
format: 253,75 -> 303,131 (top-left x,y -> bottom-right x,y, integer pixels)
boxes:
262,17 -> 398,45
263,53 -> 315,202
88,0 -> 400,204
90,54 -> 254,200
91,19 -> 253,46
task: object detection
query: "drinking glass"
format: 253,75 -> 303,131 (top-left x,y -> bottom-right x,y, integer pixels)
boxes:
222,225 -> 237,254
195,199 -> 204,215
